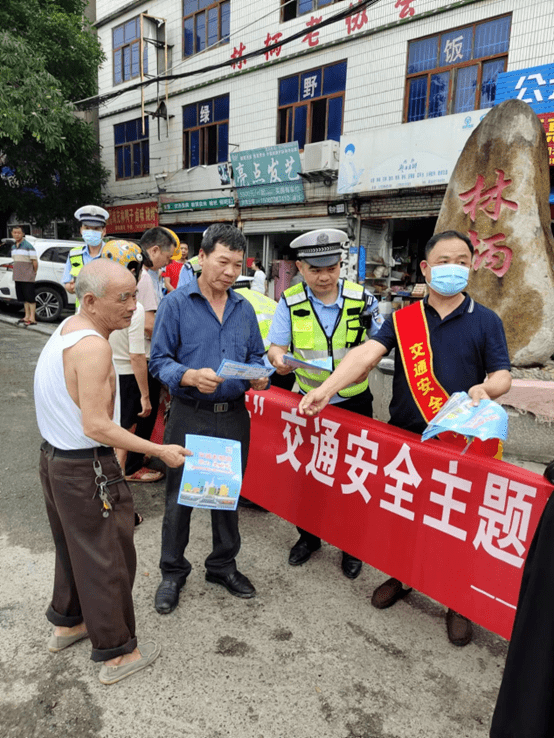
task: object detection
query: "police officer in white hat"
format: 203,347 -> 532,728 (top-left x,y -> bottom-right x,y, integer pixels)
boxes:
62,206 -> 110,297
267,229 -> 384,579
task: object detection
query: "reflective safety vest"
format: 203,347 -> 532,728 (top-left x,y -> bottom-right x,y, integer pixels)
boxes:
283,280 -> 368,397
68,246 -> 87,310
184,256 -> 201,276
235,288 -> 277,351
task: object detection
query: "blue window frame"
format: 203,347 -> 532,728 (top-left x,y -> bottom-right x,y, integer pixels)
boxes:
183,0 -> 229,58
114,118 -> 149,179
278,61 -> 347,149
405,14 -> 511,122
183,94 -> 229,168
281,0 -> 342,22
113,17 -> 148,85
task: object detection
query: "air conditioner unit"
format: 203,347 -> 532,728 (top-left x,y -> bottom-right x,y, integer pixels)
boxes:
303,140 -> 339,172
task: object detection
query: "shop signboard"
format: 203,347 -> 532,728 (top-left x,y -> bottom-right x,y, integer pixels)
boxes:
230,142 -> 305,207
106,201 -> 158,234
538,113 -> 554,166
338,109 -> 490,194
495,63 -> 554,116
328,201 -> 347,216
161,197 -> 235,212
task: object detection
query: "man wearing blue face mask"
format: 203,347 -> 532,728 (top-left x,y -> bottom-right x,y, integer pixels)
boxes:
63,206 -> 110,305
298,230 -> 512,647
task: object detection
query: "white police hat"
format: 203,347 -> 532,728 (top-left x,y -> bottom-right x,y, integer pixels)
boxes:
74,205 -> 110,227
290,229 -> 348,267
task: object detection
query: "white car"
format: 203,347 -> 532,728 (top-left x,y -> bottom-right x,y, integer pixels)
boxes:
0,237 -> 78,322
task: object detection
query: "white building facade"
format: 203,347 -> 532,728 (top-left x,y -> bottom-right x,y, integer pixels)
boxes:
94,0 -> 554,297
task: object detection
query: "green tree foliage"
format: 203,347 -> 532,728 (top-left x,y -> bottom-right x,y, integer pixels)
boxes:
0,0 -> 108,227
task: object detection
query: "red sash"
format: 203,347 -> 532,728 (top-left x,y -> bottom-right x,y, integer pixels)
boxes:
393,301 -> 502,459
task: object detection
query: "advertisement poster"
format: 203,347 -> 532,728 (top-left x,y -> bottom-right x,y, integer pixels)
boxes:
178,435 -> 242,511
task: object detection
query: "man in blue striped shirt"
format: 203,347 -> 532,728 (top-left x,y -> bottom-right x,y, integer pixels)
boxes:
150,224 -> 268,614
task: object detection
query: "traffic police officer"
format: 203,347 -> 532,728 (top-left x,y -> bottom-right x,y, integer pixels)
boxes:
267,229 -> 383,579
63,205 -> 110,306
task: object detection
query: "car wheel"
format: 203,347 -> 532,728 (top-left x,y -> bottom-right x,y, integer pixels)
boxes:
35,285 -> 64,322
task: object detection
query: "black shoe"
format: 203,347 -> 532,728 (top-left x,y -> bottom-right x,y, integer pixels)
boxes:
288,538 -> 321,566
154,579 -> 184,614
205,570 -> 256,598
341,552 -> 362,579
446,609 -> 473,647
238,497 -> 266,511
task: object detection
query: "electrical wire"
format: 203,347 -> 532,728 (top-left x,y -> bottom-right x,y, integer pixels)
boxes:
76,0 -> 382,109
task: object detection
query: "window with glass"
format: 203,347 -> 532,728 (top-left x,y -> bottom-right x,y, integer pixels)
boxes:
405,15 -> 511,123
114,118 -> 149,180
281,0 -> 342,22
277,61 -> 347,149
183,0 -> 230,57
113,17 -> 148,85
183,95 -> 229,168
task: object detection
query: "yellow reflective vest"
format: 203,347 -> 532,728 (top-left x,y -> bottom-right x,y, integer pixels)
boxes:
283,280 -> 368,397
235,288 -> 277,351
68,246 -> 87,310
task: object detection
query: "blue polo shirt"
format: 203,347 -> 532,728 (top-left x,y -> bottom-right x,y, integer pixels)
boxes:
374,295 -> 511,434
149,279 -> 266,402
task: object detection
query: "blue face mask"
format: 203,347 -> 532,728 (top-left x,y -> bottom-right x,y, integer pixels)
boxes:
82,229 -> 103,248
427,264 -> 469,297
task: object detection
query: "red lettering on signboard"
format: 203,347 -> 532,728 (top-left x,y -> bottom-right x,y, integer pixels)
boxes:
264,32 -> 283,60
395,0 -> 415,19
538,113 -> 554,166
345,1 -> 369,35
302,16 -> 322,47
231,42 -> 246,70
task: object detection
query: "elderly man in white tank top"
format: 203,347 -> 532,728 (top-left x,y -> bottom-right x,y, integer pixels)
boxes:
34,259 -> 190,685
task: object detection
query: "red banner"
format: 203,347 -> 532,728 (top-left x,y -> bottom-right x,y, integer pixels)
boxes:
242,388 -> 552,640
106,201 -> 158,234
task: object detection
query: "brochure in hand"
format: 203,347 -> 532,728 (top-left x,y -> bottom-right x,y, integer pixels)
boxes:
421,391 -> 508,445
282,354 -> 333,373
178,434 -> 242,511
216,359 -> 274,379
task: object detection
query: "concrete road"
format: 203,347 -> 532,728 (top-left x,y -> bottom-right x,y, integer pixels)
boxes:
0,319 -> 512,738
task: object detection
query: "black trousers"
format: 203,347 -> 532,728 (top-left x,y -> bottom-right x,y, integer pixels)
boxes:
125,369 -> 161,475
297,388 -> 374,552
159,396 -> 250,584
490,489 -> 554,738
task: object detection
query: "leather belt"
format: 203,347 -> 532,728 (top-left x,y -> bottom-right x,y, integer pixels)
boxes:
178,395 -> 245,413
41,441 -> 114,459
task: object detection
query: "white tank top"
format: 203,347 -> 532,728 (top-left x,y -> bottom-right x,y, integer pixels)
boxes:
34,319 -> 121,450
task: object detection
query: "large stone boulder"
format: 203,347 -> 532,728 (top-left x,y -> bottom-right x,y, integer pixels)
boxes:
435,99 -> 554,366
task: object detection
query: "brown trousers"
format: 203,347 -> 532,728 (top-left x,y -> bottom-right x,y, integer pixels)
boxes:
39,443 -> 137,662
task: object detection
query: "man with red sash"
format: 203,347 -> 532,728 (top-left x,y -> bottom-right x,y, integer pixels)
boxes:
299,231 -> 512,646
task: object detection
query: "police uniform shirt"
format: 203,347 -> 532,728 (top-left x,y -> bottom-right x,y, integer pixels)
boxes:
62,243 -> 103,284
267,280 -> 383,403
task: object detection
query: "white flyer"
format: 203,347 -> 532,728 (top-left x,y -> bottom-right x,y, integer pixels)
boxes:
216,360 -> 274,379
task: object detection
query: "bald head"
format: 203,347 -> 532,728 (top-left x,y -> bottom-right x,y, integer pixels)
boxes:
75,258 -> 135,302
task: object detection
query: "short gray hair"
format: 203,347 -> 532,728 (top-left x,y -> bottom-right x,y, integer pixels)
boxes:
75,259 -> 130,301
